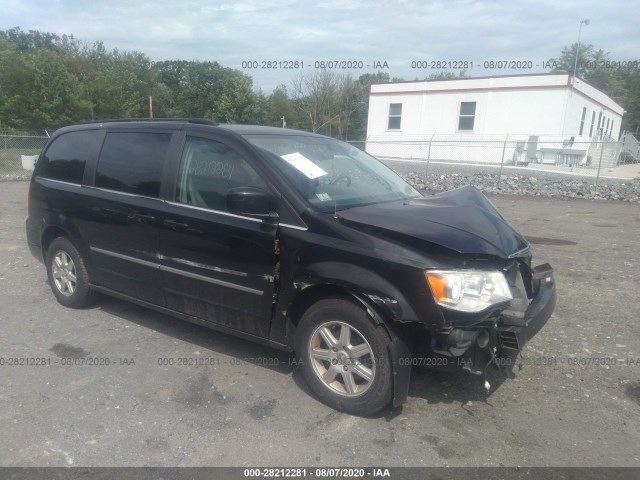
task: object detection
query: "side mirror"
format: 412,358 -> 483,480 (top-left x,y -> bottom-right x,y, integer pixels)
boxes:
226,187 -> 278,222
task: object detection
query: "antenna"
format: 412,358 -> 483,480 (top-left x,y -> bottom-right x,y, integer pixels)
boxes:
332,152 -> 338,219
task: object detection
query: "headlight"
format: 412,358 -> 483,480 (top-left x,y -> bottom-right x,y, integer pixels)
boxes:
425,270 -> 512,313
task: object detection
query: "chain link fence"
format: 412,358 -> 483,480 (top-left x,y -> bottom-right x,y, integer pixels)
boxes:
358,133 -> 637,169
349,133 -> 640,201
0,135 -> 49,179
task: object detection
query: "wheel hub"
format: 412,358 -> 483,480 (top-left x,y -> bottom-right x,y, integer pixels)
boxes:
308,320 -> 376,397
52,251 -> 77,296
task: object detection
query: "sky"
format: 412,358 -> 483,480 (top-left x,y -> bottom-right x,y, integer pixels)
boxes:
2,0 -> 639,93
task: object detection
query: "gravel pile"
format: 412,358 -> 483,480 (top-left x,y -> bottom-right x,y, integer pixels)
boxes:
385,161 -> 640,203
402,172 -> 640,202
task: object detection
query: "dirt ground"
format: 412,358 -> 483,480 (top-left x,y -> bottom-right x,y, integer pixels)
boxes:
0,181 -> 639,467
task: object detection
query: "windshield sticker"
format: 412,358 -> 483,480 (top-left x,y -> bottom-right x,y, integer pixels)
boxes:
315,192 -> 332,202
280,152 -> 328,179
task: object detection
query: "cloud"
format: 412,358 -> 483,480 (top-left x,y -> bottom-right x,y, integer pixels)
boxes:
2,0 -> 638,91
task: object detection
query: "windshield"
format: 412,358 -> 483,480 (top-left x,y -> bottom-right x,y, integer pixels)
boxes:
243,134 -> 421,211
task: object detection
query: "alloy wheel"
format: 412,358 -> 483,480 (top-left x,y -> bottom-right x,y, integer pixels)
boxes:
51,250 -> 77,296
308,320 -> 376,397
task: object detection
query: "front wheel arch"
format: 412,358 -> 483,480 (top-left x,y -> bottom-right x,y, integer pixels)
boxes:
294,296 -> 411,415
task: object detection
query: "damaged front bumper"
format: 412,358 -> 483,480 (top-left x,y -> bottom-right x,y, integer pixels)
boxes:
497,264 -> 556,352
427,263 -> 556,376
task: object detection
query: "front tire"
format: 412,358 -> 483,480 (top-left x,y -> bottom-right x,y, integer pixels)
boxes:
295,298 -> 393,415
46,237 -> 96,308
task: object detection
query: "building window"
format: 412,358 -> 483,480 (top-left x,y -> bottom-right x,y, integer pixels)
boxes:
589,111 -> 596,137
458,102 -> 476,131
597,112 -> 603,134
610,120 -> 614,137
579,106 -> 586,135
387,103 -> 402,130
605,118 -> 611,136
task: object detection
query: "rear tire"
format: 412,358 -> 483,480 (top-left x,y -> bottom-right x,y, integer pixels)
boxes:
46,237 -> 96,308
295,298 -> 393,415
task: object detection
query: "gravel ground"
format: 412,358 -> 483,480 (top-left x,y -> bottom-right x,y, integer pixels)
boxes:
0,173 -> 31,181
382,160 -> 640,202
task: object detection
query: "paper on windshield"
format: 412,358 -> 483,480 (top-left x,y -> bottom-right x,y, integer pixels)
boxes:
280,152 -> 328,179
315,192 -> 332,202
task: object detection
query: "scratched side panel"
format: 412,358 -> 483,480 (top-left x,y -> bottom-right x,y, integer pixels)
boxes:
158,201 -> 277,338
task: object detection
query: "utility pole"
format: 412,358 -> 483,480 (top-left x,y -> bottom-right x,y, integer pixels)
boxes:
572,19 -> 590,92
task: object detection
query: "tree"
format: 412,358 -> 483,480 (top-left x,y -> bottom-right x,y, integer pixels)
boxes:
552,43 -> 613,91
1,27 -> 425,136
0,39 -> 91,131
0,26 -> 81,55
291,69 -> 339,134
426,70 -> 469,81
618,69 -> 640,136
289,70 -> 400,139
86,49 -> 157,118
552,43 -> 639,135
334,74 -> 362,139
214,73 -> 262,123
349,72 -> 396,140
152,60 -> 263,122
264,84 -> 302,128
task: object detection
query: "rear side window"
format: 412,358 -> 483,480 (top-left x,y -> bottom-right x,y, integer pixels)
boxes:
39,130 -> 99,184
95,132 -> 171,198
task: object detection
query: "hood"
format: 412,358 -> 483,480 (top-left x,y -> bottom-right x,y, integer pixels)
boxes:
337,186 -> 530,258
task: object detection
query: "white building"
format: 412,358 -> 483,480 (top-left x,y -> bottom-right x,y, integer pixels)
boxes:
366,73 -> 625,167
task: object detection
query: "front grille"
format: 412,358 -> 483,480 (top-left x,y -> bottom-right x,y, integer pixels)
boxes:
498,329 -> 520,350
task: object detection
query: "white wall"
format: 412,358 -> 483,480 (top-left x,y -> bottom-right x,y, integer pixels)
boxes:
564,90 -> 623,139
482,89 -> 568,135
367,74 -> 624,140
367,87 -> 571,139
365,74 -> 625,163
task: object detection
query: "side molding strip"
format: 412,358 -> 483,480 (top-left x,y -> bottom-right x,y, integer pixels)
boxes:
90,247 -> 263,295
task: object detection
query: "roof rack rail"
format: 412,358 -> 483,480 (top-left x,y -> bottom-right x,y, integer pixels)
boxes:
75,118 -> 219,126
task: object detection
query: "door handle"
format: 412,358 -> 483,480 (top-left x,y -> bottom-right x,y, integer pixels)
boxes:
163,219 -> 189,231
128,213 -> 157,224
99,207 -> 121,217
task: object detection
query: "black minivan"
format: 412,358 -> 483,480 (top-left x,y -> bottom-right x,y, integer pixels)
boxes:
26,119 -> 556,415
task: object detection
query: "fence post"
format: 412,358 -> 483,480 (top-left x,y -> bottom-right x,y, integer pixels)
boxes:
425,133 -> 434,180
595,139 -> 605,188
497,135 -> 508,189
